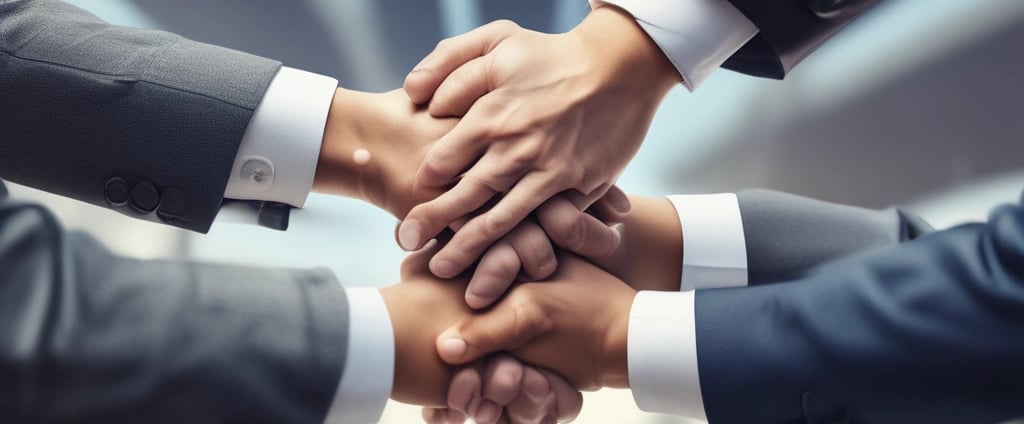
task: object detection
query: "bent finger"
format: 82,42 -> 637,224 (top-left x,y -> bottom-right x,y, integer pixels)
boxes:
399,177 -> 497,251
430,172 -> 561,278
405,20 -> 520,104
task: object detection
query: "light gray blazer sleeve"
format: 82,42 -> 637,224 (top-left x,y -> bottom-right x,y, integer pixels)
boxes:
0,0 -> 282,233
736,189 -> 934,284
0,183 -> 350,423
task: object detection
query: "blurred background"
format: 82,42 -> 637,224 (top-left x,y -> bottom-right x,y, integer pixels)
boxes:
8,1 -> 1024,422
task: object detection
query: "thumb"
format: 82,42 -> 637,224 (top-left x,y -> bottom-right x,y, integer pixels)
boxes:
436,298 -> 547,365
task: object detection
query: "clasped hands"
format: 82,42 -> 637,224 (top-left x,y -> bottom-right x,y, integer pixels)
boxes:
312,6 -> 681,423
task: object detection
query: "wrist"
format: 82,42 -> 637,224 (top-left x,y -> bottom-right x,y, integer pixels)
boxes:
573,5 -> 679,96
599,288 -> 635,389
620,196 -> 684,292
378,284 -> 453,407
312,88 -> 387,207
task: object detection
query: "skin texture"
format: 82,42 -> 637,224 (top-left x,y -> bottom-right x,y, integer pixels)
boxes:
435,253 -> 639,391
313,88 -> 625,310
422,353 -> 583,424
381,246 -> 584,420
423,195 -> 687,418
309,89 -> 585,417
398,6 -> 680,285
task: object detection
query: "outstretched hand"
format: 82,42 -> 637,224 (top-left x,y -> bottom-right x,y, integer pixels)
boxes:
398,6 -> 679,282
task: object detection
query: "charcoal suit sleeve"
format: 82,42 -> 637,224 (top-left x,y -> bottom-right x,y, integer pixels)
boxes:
0,0 -> 282,233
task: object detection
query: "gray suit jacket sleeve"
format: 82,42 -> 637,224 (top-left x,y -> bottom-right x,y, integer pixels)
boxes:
0,183 -> 350,423
0,0 -> 282,233
736,189 -> 933,285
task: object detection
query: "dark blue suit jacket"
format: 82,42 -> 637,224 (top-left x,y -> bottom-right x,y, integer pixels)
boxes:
696,192 -> 1024,423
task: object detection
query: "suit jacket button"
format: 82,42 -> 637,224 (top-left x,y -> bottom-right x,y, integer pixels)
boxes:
104,177 -> 129,207
130,181 -> 160,213
807,0 -> 848,18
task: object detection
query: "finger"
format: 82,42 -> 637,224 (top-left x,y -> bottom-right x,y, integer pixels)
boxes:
538,368 -> 583,422
536,195 -> 621,261
474,399 -> 503,424
399,177 -> 497,251
481,353 -> 526,406
586,185 -> 631,223
436,296 -> 547,365
430,172 -> 562,278
466,241 -> 521,309
505,366 -> 552,423
430,55 -> 493,118
422,407 -> 446,424
405,20 -> 520,105
506,220 -> 557,281
447,362 -> 485,416
416,101 -> 512,188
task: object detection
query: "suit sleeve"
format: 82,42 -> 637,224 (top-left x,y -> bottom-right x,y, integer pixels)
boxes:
0,0 -> 281,233
0,194 -> 349,423
722,0 -> 880,78
694,195 -> 1024,423
737,189 -> 933,284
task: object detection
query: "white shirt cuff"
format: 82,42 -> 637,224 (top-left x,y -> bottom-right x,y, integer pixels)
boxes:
224,66 -> 338,208
628,290 -> 706,420
589,0 -> 758,90
666,194 -> 748,290
323,288 -> 394,424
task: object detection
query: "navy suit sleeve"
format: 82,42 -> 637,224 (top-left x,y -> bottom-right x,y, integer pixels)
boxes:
695,195 -> 1024,423
723,0 -> 880,78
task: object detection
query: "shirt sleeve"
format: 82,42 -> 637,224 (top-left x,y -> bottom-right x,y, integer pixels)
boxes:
628,290 -> 706,420
589,0 -> 759,90
223,66 -> 338,208
666,194 -> 748,290
323,288 -> 395,424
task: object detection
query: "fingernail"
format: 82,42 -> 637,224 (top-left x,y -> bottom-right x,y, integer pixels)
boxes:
398,219 -> 422,251
439,336 -> 468,360
474,400 -> 500,423
432,259 -> 458,278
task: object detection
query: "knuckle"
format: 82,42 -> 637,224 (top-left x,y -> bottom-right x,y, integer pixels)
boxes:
493,19 -> 519,31
507,293 -> 546,339
435,38 -> 453,52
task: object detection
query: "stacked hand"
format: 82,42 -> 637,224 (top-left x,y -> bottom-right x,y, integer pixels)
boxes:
307,7 -> 686,421
398,5 -> 679,285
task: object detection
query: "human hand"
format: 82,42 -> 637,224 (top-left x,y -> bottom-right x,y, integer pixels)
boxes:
312,88 -> 455,219
434,253 -> 637,391
397,6 -> 679,282
460,187 -> 630,309
421,353 -> 583,424
537,194 -> 684,292
309,88 -> 630,311
379,243 -> 474,407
